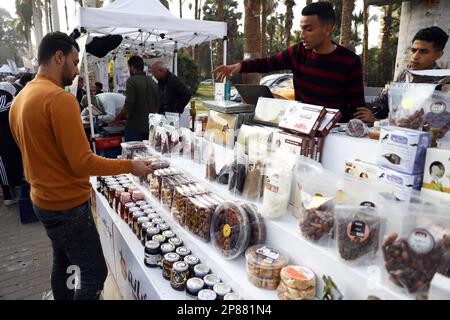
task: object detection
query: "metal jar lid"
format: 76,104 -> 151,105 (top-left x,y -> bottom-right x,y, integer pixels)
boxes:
224,293 -> 242,300
157,223 -> 170,231
146,226 -> 160,236
198,289 -> 217,301
145,240 -> 160,250
152,218 -> 164,225
169,237 -> 183,247
147,213 -> 159,220
152,234 -> 166,244
187,277 -> 205,291
162,230 -> 175,239
164,252 -> 180,263
138,216 -> 150,224
124,202 -> 136,208
184,255 -> 200,266
142,221 -> 154,230
140,205 -> 153,211
204,274 -> 220,286
133,211 -> 145,218
129,207 -> 140,213
175,246 -> 191,257
194,264 -> 210,276
136,200 -> 147,206
160,243 -> 175,254
173,261 -> 189,272
213,283 -> 232,296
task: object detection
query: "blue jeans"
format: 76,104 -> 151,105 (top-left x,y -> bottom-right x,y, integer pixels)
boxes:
33,201 -> 108,300
124,127 -> 148,142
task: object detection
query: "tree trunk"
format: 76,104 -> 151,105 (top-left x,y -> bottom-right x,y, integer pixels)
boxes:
159,0 -> 169,10
261,1 -> 267,56
243,0 -> 261,84
362,0 -> 369,86
284,0 -> 295,48
32,0 -> 44,48
51,0 -> 60,31
339,0 -> 354,48
179,0 -> 183,18
216,0 -> 224,66
306,0 -> 312,4
194,0 -> 199,19
378,4 -> 392,85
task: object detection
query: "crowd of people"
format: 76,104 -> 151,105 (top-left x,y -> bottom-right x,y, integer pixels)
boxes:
1,0 -> 449,300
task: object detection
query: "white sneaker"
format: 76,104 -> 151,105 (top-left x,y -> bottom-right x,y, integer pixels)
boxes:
4,198 -> 18,206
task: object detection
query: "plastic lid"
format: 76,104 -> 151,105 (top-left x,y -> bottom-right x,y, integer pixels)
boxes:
124,202 -> 136,208
140,204 -> 153,211
142,221 -> 154,229
129,207 -> 140,213
213,283 -> 232,296
187,278 -> 204,291
173,261 -> 189,272
224,293 -> 242,300
240,202 -> 266,246
204,274 -> 220,286
210,201 -> 251,260
194,264 -> 210,276
198,289 -> 217,301
145,240 -> 160,250
152,218 -> 164,225
138,216 -> 150,224
132,211 -> 145,218
175,246 -> 191,257
157,223 -> 170,231
160,243 -> 175,254
146,226 -> 160,236
245,245 -> 289,269
280,265 -> 316,282
162,230 -> 175,238
135,200 -> 147,206
164,252 -> 180,263
147,213 -> 159,220
169,237 -> 183,247
152,234 -> 166,243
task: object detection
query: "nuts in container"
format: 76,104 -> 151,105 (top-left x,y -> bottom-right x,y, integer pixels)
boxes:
185,196 -> 215,242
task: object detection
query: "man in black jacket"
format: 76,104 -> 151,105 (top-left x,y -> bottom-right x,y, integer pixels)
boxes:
151,60 -> 191,114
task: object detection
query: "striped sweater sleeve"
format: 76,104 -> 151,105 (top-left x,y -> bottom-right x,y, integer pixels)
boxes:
240,45 -> 297,73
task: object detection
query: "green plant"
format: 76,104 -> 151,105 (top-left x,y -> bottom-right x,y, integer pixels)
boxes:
177,51 -> 201,94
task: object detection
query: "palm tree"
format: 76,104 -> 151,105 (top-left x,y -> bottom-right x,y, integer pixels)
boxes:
216,0 -> 224,66
362,0 -> 369,85
32,0 -> 44,46
15,0 -> 33,57
339,0 -> 354,48
243,0 -> 261,84
378,4 -> 393,85
160,0 -> 169,10
284,0 -> 295,47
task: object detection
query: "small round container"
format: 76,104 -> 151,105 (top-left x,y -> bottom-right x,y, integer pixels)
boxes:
160,243 -> 175,255
144,240 -> 161,268
108,184 -> 120,206
127,206 -> 140,225
157,223 -> 170,232
194,264 -> 210,278
135,200 -> 147,207
118,192 -> 132,216
184,255 -> 200,278
168,237 -> 183,248
213,283 -> 232,300
162,230 -> 175,241
198,289 -> 217,301
136,216 -> 150,240
152,218 -> 164,225
186,277 -> 205,299
152,234 -> 166,245
162,252 -> 180,280
132,211 -> 145,234
140,204 -> 153,211
204,274 -> 220,290
175,246 -> 191,259
170,261 -> 189,291
146,212 -> 159,220
114,187 -> 125,212
224,293 -> 242,300
245,245 -> 289,290
123,202 -> 136,221
141,221 -> 154,245
146,226 -> 160,243
240,202 -> 266,246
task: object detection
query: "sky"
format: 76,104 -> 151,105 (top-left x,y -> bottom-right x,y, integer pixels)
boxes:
0,0 -> 382,54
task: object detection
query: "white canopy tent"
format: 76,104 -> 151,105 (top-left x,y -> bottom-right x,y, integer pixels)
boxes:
75,0 -> 228,151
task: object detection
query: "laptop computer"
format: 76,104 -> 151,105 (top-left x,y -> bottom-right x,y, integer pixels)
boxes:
235,84 -> 274,105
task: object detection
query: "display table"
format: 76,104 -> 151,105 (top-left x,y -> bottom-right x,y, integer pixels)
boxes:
93,138 -> 414,299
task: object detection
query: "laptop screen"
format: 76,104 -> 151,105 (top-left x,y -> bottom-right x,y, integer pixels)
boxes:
235,84 -> 274,105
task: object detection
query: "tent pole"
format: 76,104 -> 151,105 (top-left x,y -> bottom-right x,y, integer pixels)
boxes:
84,50 -> 96,153
210,40 -> 214,86
223,37 -> 227,66
174,42 -> 178,76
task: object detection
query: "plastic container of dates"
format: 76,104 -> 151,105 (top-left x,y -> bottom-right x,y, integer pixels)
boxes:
245,245 -> 289,290
239,202 -> 266,246
210,201 -> 251,259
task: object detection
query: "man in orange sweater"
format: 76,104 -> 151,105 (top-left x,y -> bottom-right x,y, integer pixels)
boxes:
9,32 -> 152,300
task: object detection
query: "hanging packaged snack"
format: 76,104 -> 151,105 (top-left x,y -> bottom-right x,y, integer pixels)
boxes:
388,82 -> 436,129
160,126 -> 172,155
292,156 -> 323,219
165,112 -> 180,128
120,141 -> 148,159
204,142 -> 217,181
148,114 -> 167,148
243,140 -> 267,200
422,91 -> 450,139
382,201 -> 450,295
345,119 -> 370,138
239,202 -> 266,246
210,201 -> 251,260
216,163 -> 233,185
277,265 -> 316,300
335,205 -> 383,264
298,168 -> 342,245
182,129 -> 195,160
260,150 -> 296,220
245,245 -> 289,290
167,125 -> 181,155
228,144 -> 248,196
171,185 -> 194,226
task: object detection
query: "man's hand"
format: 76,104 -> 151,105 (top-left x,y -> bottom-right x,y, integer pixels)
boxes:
131,160 -> 152,177
212,63 -> 242,82
354,107 -> 377,123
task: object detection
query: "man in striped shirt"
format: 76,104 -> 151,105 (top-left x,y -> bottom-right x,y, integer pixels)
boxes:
214,1 -> 365,122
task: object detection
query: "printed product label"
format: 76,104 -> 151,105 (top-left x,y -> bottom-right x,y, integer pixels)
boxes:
223,224 -> 231,238
256,246 -> 280,264
347,220 -> 369,242
408,228 -> 435,254
265,174 -> 280,193
144,253 -> 161,265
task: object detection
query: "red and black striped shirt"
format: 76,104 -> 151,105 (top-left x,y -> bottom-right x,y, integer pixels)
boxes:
240,42 -> 365,122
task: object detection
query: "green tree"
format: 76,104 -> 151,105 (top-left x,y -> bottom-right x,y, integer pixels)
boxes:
15,0 -> 33,57
284,0 -> 296,47
177,51 -> 201,94
0,8 -> 27,65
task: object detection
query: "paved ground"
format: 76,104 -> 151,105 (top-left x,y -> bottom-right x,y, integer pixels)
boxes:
0,190 -> 122,300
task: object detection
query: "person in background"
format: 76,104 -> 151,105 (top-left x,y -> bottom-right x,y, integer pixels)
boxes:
213,1 -> 365,122
355,26 -> 450,122
81,92 -> 125,125
115,55 -> 159,141
9,32 -> 152,300
76,76 -> 86,112
94,81 -> 104,94
151,60 -> 192,114
12,73 -> 34,95
0,82 -> 23,206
